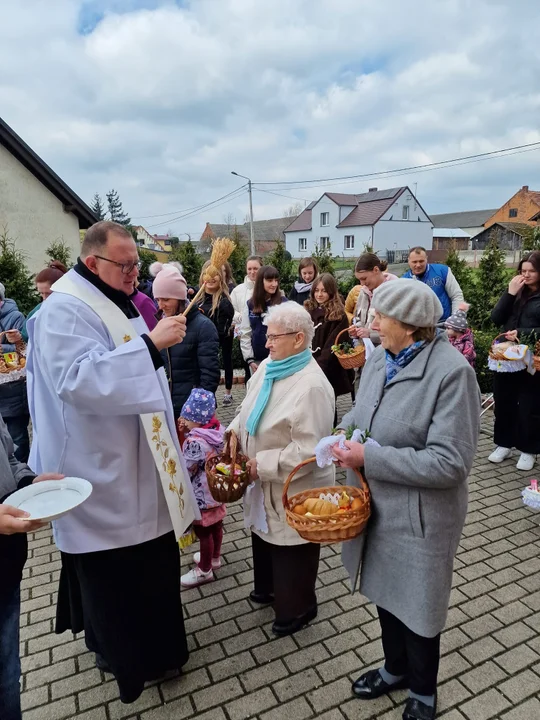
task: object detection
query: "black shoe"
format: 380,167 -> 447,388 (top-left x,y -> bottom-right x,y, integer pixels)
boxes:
352,669 -> 408,699
272,605 -> 317,636
249,591 -> 274,605
95,653 -> 112,674
402,694 -> 437,720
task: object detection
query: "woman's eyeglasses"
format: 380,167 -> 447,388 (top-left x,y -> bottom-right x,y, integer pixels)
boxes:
94,256 -> 142,275
266,332 -> 297,343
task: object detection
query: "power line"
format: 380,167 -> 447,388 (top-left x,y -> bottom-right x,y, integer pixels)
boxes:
252,141 -> 540,188
145,186 -> 248,229
132,184 -> 247,223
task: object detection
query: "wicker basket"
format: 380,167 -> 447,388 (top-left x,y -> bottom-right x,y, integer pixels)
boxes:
205,431 -> 251,503
282,457 -> 371,544
332,328 -> 366,370
488,333 -> 528,373
533,355 -> 540,372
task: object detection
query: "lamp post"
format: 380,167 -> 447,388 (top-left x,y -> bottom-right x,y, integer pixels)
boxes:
231,171 -> 255,255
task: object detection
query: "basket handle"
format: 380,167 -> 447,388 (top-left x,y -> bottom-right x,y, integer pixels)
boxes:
222,430 -> 240,467
492,333 -> 514,346
335,327 -> 359,346
282,455 -> 369,510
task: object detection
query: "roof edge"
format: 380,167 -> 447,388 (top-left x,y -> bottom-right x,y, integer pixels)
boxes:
0,117 -> 97,228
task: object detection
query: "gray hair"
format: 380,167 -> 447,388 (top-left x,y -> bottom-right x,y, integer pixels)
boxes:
263,302 -> 314,349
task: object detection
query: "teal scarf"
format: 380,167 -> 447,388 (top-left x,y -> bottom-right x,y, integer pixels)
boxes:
246,349 -> 312,436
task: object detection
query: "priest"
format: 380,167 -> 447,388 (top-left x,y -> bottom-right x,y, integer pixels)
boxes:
26,221 -> 198,704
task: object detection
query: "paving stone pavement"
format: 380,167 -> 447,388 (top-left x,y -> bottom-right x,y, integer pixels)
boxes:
18,388 -> 540,720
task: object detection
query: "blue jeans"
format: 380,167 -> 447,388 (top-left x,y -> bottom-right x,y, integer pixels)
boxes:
4,414 -> 30,464
0,586 -> 22,720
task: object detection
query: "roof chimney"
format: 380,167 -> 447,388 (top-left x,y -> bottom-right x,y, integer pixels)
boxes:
523,185 -> 529,192
368,187 -> 378,192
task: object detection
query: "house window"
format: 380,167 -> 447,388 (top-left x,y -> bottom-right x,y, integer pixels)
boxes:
402,205 -> 410,220
299,237 -> 307,252
320,237 -> 330,250
509,208 -> 518,218
320,212 -> 329,227
344,235 -> 355,250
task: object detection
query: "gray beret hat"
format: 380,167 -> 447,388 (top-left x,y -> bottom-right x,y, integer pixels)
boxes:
371,278 -> 442,327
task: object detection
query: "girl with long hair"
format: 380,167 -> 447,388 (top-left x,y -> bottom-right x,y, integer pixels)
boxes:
305,273 -> 353,423
22,260 -> 68,342
222,262 -> 236,293
240,265 -> 286,375
198,261 -> 235,405
489,251 -> 540,471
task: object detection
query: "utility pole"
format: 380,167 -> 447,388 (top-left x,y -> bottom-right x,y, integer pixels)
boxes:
231,171 -> 255,255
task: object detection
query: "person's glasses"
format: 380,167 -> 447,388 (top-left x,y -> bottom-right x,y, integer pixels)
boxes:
266,332 -> 297,343
94,256 -> 142,275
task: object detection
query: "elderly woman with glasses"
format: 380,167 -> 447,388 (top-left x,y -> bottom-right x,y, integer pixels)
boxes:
228,302 -> 335,637
332,280 -> 480,720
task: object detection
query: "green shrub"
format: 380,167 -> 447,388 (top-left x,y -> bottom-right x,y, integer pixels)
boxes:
472,329 -> 494,394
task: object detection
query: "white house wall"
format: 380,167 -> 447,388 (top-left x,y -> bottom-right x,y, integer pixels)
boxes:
0,144 -> 81,272
373,190 -> 432,254
285,226 -> 373,258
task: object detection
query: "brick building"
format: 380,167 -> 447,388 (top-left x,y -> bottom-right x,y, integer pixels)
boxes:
484,186 -> 540,229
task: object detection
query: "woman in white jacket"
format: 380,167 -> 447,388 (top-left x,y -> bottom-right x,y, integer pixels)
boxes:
230,256 -> 263,383
230,256 -> 263,328
229,302 -> 335,637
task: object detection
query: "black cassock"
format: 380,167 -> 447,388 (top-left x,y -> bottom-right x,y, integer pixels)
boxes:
56,531 -> 188,703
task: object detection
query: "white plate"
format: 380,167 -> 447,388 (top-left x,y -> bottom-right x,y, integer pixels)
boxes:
4,477 -> 93,522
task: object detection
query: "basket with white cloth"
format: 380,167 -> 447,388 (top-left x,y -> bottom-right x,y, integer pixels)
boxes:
487,334 -> 532,373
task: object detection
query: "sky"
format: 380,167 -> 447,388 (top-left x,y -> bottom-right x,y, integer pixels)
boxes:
1,0 -> 540,238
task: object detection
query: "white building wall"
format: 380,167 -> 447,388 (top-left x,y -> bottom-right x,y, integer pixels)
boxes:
373,189 -> 432,255
0,144 -> 81,272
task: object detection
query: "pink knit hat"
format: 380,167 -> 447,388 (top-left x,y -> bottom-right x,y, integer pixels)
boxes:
150,262 -> 188,300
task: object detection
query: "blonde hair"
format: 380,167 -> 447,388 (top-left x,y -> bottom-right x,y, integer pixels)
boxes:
199,260 -> 231,316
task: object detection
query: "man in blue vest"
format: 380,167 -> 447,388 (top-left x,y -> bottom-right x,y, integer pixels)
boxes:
402,247 -> 464,322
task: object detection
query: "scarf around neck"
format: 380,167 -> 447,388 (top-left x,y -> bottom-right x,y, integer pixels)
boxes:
246,349 -> 312,435
385,340 -> 427,385
294,280 -> 313,294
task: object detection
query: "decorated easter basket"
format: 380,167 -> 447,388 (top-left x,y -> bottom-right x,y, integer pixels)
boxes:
488,334 -> 529,373
205,430 -> 251,503
331,328 -> 366,370
282,457 -> 371,544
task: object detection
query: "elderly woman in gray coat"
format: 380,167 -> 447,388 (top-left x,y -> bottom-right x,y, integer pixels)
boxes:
332,280 -> 480,720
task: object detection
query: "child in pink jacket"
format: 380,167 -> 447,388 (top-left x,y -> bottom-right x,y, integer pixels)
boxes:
445,303 -> 476,368
178,389 -> 226,588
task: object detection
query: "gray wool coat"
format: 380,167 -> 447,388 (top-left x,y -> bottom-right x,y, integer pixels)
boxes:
339,334 -> 480,637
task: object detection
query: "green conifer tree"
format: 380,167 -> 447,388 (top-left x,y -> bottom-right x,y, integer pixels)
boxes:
106,189 -> 131,226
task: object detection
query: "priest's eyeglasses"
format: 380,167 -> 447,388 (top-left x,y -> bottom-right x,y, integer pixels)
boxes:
266,332 -> 297,343
94,256 -> 142,275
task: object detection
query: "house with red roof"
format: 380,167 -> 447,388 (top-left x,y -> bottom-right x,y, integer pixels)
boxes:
283,186 -> 432,258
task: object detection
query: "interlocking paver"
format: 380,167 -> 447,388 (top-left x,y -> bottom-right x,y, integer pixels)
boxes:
16,396 -> 540,719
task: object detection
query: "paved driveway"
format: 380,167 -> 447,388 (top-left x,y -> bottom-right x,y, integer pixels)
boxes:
18,390 -> 540,719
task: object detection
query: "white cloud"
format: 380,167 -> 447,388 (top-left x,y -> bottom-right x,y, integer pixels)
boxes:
1,0 -> 540,236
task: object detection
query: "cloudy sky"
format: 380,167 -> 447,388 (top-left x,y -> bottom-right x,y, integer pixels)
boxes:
2,0 -> 540,236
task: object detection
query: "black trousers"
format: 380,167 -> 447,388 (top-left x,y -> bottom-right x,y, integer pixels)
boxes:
493,370 -> 540,454
220,335 -> 234,391
56,532 -> 188,704
378,607 -> 440,696
251,533 -> 320,622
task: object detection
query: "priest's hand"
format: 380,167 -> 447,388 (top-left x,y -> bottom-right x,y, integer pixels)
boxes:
0,505 -> 44,534
331,440 -> 365,469
148,315 -> 187,350
33,473 -> 65,484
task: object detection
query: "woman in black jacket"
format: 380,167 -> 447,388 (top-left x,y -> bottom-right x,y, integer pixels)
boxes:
151,263 -> 220,418
198,261 -> 235,406
288,257 -> 318,305
489,251 -> 540,471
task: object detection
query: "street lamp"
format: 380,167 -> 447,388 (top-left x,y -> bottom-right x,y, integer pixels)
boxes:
231,171 -> 255,255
